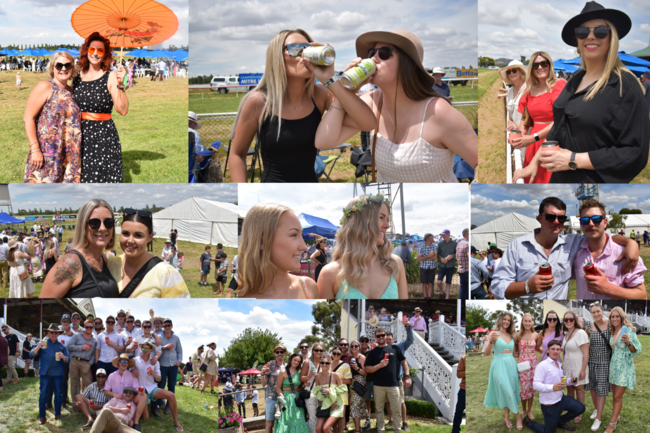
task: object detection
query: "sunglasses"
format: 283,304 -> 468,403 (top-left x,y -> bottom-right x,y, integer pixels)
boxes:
332,353 -> 341,356
376,334 -> 386,338
320,362 -> 331,365
126,320 -> 134,323
275,351 -> 285,354
123,391 -> 135,395
339,343 -> 348,346
143,325 -> 151,329
119,360 -> 130,364
106,321 -> 115,324
283,42 -> 311,57
563,318 -> 574,323
94,322 -> 102,325
142,347 -> 151,351
164,324 -> 172,328
300,346 -> 309,349
505,68 -> 519,75
367,46 -> 395,61
154,321 -> 162,325
85,326 -> 94,330
575,25 -> 610,40
541,213 -> 568,224
97,375 -> 106,379
532,60 -> 550,70
351,345 -> 359,348
87,218 -> 115,230
580,215 -> 605,226
124,208 -> 153,218
54,62 -> 72,71
313,349 -> 323,353
87,47 -> 105,56
118,315 -> 125,318
547,317 -> 558,322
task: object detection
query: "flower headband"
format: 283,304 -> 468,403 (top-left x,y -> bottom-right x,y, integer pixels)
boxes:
340,194 -> 390,225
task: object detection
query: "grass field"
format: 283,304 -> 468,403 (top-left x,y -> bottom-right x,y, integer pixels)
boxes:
0,72 -> 187,183
0,376 -> 217,433
0,227 -> 237,298
467,335 -> 650,433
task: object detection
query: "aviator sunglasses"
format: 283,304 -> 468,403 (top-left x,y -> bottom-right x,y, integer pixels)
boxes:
580,215 -> 605,226
575,25 -> 611,40
87,218 -> 115,230
54,62 -> 73,71
283,43 -> 312,57
368,46 -> 395,61
540,213 -> 568,224
87,47 -> 105,56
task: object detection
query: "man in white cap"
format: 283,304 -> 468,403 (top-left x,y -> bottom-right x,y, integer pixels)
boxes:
431,67 -> 451,98
74,368 -> 110,430
161,241 -> 173,262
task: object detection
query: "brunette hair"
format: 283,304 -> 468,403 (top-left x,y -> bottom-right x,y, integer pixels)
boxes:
395,47 -> 447,102
562,310 -> 582,333
78,32 -> 113,73
579,198 -> 606,217
541,310 -> 562,339
547,339 -> 562,349
122,211 -> 153,234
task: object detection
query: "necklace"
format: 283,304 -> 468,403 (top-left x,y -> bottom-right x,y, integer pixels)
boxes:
383,97 -> 410,136
287,93 -> 304,111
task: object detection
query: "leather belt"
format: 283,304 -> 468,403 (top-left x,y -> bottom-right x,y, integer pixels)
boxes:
535,121 -> 552,124
73,356 -> 89,362
81,112 -> 112,121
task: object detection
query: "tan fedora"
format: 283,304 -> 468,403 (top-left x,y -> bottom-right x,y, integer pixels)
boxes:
499,60 -> 527,86
112,353 -> 135,369
355,30 -> 435,88
368,315 -> 379,327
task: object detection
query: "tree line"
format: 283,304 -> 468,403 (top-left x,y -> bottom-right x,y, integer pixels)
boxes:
13,204 -> 167,216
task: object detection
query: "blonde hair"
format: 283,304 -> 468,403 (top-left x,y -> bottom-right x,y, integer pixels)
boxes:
43,239 -> 55,261
580,20 -> 645,101
238,202 -> 293,296
234,29 -> 316,140
73,199 -> 115,251
333,196 -> 399,294
517,313 -> 535,342
607,306 -> 633,334
524,51 -> 559,96
495,313 -> 516,338
28,237 -> 37,255
47,51 -> 78,81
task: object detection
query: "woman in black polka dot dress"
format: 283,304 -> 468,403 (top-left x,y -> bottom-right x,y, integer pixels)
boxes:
73,32 -> 129,183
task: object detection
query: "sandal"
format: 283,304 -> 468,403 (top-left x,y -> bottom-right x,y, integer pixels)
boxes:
504,416 -> 512,429
516,417 -> 523,430
200,390 -> 205,394
210,390 -> 216,394
528,411 -> 534,420
574,415 -> 582,423
174,424 -> 184,432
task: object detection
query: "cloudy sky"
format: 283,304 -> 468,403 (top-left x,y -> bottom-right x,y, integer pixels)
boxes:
189,0 -> 478,76
217,299 -> 321,356
238,183 -> 470,238
479,0 -> 650,62
0,0 -> 188,48
8,184 -> 237,211
471,184 -> 650,227
91,298 -> 216,360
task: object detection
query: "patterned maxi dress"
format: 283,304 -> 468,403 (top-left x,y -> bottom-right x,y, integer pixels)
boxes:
275,370 -> 310,433
24,80 -> 82,183
73,72 -> 123,183
518,339 -> 538,400
349,357 -> 368,418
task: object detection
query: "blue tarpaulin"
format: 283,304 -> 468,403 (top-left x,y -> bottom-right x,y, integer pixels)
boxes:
298,213 -> 339,239
0,213 -> 25,224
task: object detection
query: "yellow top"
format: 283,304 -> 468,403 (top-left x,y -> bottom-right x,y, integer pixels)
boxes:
108,254 -> 190,299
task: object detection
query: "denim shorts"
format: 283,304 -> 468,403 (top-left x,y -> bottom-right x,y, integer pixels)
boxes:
265,397 -> 277,421
438,266 -> 454,283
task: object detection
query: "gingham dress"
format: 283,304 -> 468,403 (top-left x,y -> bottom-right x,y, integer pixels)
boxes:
371,94 -> 458,183
585,321 -> 612,396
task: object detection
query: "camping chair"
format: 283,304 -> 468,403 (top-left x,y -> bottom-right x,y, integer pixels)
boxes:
188,132 -> 217,183
316,143 -> 352,182
223,111 -> 263,182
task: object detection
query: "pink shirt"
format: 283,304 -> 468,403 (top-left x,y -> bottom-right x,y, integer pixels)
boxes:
105,369 -> 139,396
573,234 -> 646,300
409,315 -> 427,331
104,397 -> 136,423
533,357 -> 575,405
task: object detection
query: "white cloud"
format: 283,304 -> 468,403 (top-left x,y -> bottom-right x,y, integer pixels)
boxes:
471,194 -> 537,210
640,23 -> 650,33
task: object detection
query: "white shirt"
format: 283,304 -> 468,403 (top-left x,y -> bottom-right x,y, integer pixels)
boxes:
59,331 -> 75,346
134,355 -> 161,393
533,357 -> 576,405
130,333 -> 162,358
252,390 -> 259,404
120,328 -> 144,354
231,255 -> 238,280
161,246 -> 172,260
97,331 -> 125,363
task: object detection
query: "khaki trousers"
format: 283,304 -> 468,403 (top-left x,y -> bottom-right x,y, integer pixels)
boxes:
0,260 -> 8,288
89,409 -> 139,433
6,355 -> 19,381
374,385 -> 401,433
69,357 -> 92,401
414,330 -> 425,340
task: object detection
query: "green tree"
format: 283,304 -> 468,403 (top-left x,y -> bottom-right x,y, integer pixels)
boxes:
471,224 -> 477,230
466,305 -> 492,333
295,301 -> 341,352
506,299 -> 544,324
607,211 -> 627,232
221,328 -> 282,369
619,208 -> 641,215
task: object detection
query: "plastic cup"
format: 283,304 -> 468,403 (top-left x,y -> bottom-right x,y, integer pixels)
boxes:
561,376 -> 567,384
60,340 -> 65,344
105,337 -> 110,343
127,404 -> 132,409
89,400 -> 94,406
139,387 -> 144,394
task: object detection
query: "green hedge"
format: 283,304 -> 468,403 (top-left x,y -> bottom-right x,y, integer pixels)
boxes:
370,397 -> 438,419
405,251 -> 459,284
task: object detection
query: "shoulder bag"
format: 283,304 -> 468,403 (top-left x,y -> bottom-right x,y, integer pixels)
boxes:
119,256 -> 164,298
289,370 -> 307,408
299,362 -> 319,403
593,322 -> 613,361
350,357 -> 367,396
370,95 -> 384,183
316,372 -> 332,418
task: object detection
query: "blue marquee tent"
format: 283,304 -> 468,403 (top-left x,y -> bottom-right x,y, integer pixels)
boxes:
297,213 -> 339,239
0,213 -> 25,224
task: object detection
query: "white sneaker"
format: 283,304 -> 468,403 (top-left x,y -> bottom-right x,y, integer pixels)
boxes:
591,419 -> 601,431
590,410 -> 598,420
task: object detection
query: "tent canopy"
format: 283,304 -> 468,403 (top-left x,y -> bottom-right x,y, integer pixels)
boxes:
297,213 -> 339,239
237,368 -> 261,375
629,46 -> 650,58
471,212 -> 540,250
152,197 -> 238,248
0,213 -> 25,224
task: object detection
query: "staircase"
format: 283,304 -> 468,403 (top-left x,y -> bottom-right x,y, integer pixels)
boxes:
429,342 -> 460,366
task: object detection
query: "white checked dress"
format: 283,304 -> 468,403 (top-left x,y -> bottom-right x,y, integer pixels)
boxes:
370,93 -> 458,183
584,320 -> 612,397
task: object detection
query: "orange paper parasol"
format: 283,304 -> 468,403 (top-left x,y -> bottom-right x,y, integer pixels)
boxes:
71,0 -> 178,57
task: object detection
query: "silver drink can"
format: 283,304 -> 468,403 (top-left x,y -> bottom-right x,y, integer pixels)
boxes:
302,46 -> 335,66
341,59 -> 377,90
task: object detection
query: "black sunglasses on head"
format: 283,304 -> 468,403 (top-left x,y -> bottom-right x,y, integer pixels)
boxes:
367,46 -> 395,61
532,60 -> 550,70
580,215 -> 605,226
282,42 -> 311,57
541,213 -> 568,224
124,208 -> 152,218
88,218 -> 115,230
54,62 -> 72,71
575,25 -> 610,40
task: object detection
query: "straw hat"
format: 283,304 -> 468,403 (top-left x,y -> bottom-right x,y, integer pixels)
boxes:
561,1 -> 631,47
355,30 -> 435,88
45,323 -> 62,334
140,338 -> 156,351
7,239 -> 18,250
499,60 -> 527,85
112,353 -> 135,369
369,316 -> 379,327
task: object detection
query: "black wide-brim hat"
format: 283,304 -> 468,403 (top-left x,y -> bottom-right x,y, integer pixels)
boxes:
562,1 -> 631,47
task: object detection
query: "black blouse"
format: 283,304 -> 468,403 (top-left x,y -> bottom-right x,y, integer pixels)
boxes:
548,69 -> 649,183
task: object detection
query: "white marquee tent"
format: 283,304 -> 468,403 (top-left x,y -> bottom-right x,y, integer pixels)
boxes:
569,214 -> 650,236
471,212 -> 540,250
152,197 -> 238,247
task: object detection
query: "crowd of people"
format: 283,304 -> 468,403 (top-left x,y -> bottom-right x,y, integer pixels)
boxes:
0,309 -> 217,431
483,306 -> 641,433
499,2 -> 649,184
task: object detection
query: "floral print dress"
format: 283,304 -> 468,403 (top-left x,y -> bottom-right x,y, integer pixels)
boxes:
609,329 -> 642,389
518,339 -> 538,400
24,80 -> 82,183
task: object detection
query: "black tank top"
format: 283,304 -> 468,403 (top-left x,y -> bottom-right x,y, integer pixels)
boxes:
314,248 -> 326,266
258,99 -> 321,183
65,250 -> 120,298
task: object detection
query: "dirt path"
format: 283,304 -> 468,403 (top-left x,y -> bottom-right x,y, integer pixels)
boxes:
478,75 -> 508,183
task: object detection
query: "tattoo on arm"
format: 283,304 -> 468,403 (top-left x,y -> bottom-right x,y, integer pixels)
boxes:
53,254 -> 81,285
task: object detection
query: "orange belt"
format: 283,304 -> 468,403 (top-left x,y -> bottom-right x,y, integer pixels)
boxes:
81,112 -> 112,121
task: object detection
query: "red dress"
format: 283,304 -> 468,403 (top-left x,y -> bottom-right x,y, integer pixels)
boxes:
517,80 -> 567,183
518,339 -> 538,400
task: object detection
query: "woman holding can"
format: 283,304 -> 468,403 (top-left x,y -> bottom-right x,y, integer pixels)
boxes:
348,340 -> 368,433
605,307 -> 641,433
511,51 -> 566,184
275,353 -> 310,432
561,310 -> 589,424
313,30 -> 477,183
313,353 -> 346,433
484,313 -> 522,430
301,343 -> 324,433
541,3 -> 649,183
536,310 -> 564,362
230,29 -> 376,183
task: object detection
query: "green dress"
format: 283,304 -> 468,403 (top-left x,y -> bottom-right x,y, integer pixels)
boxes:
609,329 -> 642,390
314,382 -> 348,418
275,371 -> 310,433
483,337 -> 520,413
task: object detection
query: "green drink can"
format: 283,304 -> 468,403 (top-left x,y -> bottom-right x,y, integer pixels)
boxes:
341,59 -> 377,90
302,46 -> 336,66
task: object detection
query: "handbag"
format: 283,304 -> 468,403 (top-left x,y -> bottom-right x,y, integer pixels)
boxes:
517,361 -> 531,372
200,364 -> 208,372
316,372 -> 332,418
350,358 -> 367,397
18,271 -> 29,281
289,370 -> 306,408
522,107 -> 533,130
299,363 -> 320,402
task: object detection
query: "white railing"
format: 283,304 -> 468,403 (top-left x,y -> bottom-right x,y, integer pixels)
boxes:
575,306 -> 594,323
428,315 -> 465,361
429,320 -> 440,345
629,313 -> 650,330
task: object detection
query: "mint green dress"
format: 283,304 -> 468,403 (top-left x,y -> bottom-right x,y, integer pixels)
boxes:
275,371 -> 310,433
609,329 -> 642,390
335,276 -> 398,299
484,337 -> 519,413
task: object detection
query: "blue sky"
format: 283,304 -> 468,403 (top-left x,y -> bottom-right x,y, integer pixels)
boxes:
471,184 -> 650,227
217,299 -> 322,356
7,184 -> 237,212
479,0 -> 650,62
189,0 -> 478,76
0,0 -> 188,48
92,298 -> 217,361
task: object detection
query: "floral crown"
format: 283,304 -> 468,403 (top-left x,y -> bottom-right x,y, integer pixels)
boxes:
340,194 -> 390,225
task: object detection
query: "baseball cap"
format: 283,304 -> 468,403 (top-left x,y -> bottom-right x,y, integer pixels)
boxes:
471,246 -> 477,254
61,314 -> 71,321
440,229 -> 451,235
71,312 -> 81,319
96,368 -> 107,376
643,71 -> 650,80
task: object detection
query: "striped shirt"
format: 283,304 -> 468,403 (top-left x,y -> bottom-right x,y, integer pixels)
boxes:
456,239 -> 469,273
82,382 -> 110,407
417,244 -> 438,269
108,255 -> 191,298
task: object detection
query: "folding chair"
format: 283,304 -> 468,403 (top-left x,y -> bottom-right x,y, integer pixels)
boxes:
317,143 -> 352,182
188,132 -> 217,183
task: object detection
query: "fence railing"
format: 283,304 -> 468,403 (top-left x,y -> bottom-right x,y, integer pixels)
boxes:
429,315 -> 466,361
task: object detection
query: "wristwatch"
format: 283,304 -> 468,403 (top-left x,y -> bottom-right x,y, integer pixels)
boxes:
534,133 -> 540,142
322,75 -> 339,88
568,152 -> 578,170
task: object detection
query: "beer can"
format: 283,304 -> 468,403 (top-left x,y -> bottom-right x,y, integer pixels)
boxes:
351,358 -> 356,364
384,353 -> 390,360
341,59 -> 377,90
560,376 -> 567,384
42,339 -> 47,349
583,262 -> 598,276
301,46 -> 335,66
539,263 -> 552,275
